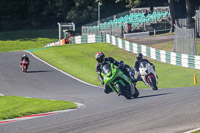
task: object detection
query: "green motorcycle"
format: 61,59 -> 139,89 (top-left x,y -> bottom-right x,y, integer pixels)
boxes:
101,63 -> 139,99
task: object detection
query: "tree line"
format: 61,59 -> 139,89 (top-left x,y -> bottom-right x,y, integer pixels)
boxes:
0,0 -> 199,32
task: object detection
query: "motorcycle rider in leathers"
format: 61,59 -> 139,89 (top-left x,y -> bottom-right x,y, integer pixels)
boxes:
119,60 -> 137,83
95,52 -> 136,94
20,54 -> 30,69
134,53 -> 156,81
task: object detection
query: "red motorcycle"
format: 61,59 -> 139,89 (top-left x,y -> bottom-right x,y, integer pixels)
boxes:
21,59 -> 29,72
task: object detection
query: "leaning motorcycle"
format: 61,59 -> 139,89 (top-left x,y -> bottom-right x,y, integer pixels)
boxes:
101,63 -> 139,99
21,59 -> 29,73
139,61 -> 158,90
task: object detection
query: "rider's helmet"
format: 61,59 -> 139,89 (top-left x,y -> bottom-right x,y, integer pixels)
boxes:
119,60 -> 124,65
95,52 -> 105,63
136,53 -> 143,62
23,54 -> 27,57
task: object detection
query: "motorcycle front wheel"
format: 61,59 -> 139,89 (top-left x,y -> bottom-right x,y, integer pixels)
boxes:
132,84 -> 139,98
149,77 -> 158,90
22,66 -> 27,73
116,83 -> 132,99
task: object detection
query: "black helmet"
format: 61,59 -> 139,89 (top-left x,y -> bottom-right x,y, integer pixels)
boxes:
95,52 -> 105,63
136,53 -> 143,61
23,54 -> 27,57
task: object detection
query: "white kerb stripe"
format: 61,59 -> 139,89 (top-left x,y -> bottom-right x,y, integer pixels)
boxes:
170,52 -> 177,65
133,43 -> 138,54
181,54 -> 188,67
112,36 -> 116,45
75,36 -> 81,44
118,38 -> 122,48
184,128 -> 200,133
160,50 -> 166,63
150,48 -> 156,60
125,41 -> 130,52
195,56 -> 200,69
88,35 -> 96,43
106,34 -> 110,43
141,45 -> 147,56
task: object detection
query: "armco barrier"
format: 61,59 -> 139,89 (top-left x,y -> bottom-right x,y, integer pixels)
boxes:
44,34 -> 200,70
106,34 -> 200,70
44,35 -> 106,47
70,34 -> 106,44
44,40 -> 62,47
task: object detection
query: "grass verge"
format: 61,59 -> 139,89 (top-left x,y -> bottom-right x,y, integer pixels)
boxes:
32,43 -> 200,89
0,95 -> 77,120
192,131 -> 200,133
0,30 -> 77,121
149,38 -> 200,55
0,29 -> 58,52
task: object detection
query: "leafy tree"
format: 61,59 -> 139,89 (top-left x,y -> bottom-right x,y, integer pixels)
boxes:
115,0 -> 140,8
66,0 -> 128,26
168,0 -> 176,32
100,0 -> 128,19
0,0 -> 198,32
66,0 -> 97,25
115,0 -> 168,8
168,0 -> 196,32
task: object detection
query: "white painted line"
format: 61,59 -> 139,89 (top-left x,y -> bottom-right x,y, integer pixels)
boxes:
74,102 -> 85,108
25,51 -> 103,89
184,128 -> 200,133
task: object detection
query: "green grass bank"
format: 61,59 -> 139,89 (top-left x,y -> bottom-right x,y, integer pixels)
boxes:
0,29 -> 57,52
32,43 -> 200,89
0,95 -> 77,120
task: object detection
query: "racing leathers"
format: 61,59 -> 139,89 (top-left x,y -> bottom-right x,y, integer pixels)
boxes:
120,63 -> 137,83
96,57 -> 119,94
20,56 -> 30,69
96,57 -> 136,94
134,59 -> 155,81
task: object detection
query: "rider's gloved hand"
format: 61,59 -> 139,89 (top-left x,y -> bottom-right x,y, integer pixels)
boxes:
136,72 -> 140,76
118,64 -> 123,69
98,74 -> 104,85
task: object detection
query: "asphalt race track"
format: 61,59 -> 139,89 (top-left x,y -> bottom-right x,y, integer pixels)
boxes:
0,51 -> 200,133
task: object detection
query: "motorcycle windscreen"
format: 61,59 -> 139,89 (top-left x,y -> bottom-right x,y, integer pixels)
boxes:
102,64 -> 111,75
139,62 -> 148,68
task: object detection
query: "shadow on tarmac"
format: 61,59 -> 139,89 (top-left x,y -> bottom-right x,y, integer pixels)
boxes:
138,93 -> 172,99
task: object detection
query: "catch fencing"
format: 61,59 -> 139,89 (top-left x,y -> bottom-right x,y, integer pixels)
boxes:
82,23 -> 124,38
174,26 -> 196,55
196,10 -> 200,37
174,10 -> 200,55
